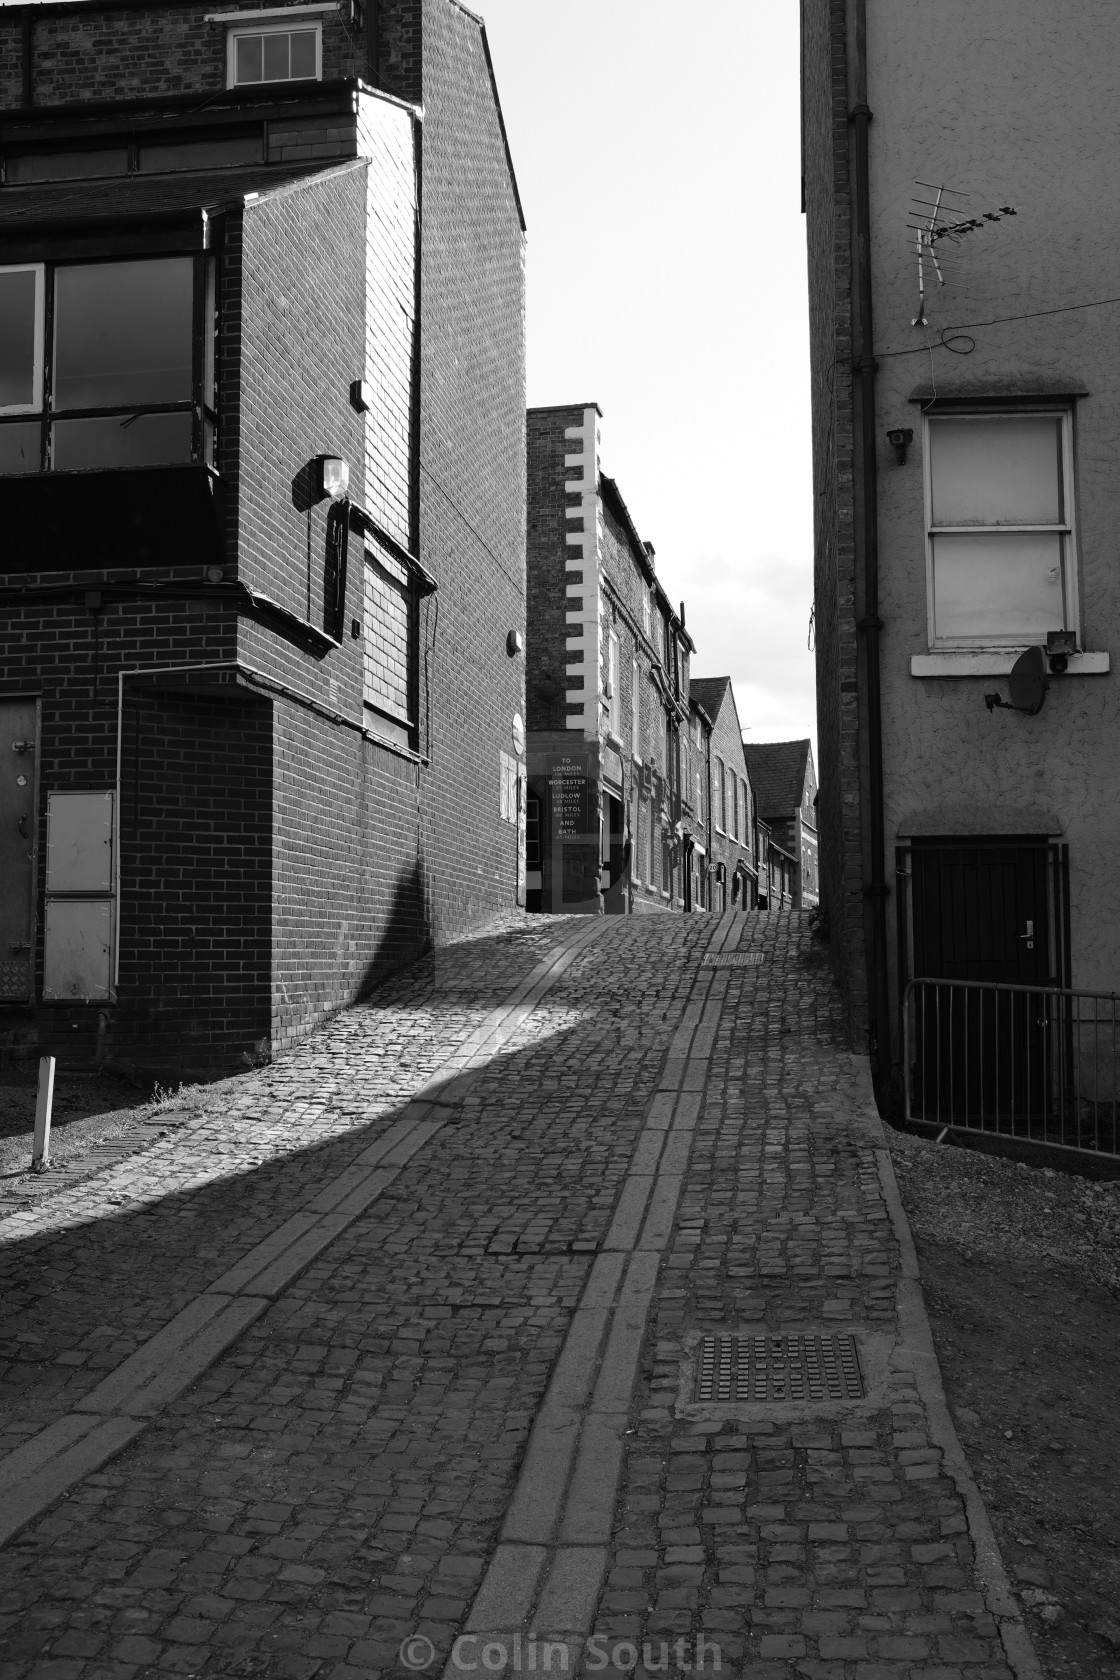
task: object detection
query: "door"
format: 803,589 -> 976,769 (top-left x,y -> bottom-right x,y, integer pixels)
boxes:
0,699 -> 38,1004
603,793 -> 628,914
909,841 -> 1056,1124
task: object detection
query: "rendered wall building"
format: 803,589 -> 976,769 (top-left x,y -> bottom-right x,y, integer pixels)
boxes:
803,0 -> 1118,1098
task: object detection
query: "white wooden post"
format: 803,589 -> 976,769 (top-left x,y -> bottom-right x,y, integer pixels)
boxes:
32,1056 -> 55,1173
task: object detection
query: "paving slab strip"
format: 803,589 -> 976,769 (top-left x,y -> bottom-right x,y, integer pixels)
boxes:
0,916 -> 610,1551
445,911 -> 748,1679
446,925 -> 1043,1680
863,1057 -> 1043,1680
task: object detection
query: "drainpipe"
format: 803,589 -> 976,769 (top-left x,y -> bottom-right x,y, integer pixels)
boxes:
364,0 -> 379,83
849,0 -> 890,1096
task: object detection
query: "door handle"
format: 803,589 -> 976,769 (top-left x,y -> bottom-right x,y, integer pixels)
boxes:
17,816 -> 28,838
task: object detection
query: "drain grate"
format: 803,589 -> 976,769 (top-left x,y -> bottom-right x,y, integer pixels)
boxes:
702,952 -> 764,968
696,1334 -> 864,1402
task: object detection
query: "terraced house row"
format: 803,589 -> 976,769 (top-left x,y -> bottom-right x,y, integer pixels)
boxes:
524,404 -> 817,921
0,0 -> 816,1079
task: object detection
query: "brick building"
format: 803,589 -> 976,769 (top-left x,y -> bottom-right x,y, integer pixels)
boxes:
688,676 -> 757,913
744,739 -> 819,909
0,0 -> 527,1076
524,405 -> 699,915
804,0 -> 1120,1103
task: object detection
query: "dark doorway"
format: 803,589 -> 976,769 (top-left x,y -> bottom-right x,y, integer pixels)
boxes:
903,839 -> 1069,1126
602,793 -> 628,915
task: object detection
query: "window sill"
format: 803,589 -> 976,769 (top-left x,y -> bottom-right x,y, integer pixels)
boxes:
911,650 -> 1110,677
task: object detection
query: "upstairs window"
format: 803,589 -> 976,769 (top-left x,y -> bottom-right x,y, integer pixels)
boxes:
0,255 -> 216,476
0,265 -> 44,417
228,20 -> 322,86
924,409 -> 1077,649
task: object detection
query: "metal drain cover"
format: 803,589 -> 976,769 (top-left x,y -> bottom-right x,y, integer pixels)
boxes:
696,1334 -> 864,1402
702,952 -> 764,968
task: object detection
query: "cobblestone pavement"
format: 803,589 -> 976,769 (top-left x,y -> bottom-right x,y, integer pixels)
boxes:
0,910 -> 1037,1680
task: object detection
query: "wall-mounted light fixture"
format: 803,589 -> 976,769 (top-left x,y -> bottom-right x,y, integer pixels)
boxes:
1046,628 -> 1077,674
886,427 -> 914,465
506,629 -> 524,657
318,456 -> 350,501
350,379 -> 372,414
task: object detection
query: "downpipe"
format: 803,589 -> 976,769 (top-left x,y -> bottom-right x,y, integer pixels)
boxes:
849,1 -> 891,1103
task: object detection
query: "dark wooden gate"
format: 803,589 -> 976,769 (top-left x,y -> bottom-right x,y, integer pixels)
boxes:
901,840 -> 1070,1123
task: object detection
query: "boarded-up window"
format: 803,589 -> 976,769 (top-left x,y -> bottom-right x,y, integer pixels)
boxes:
363,545 -> 415,749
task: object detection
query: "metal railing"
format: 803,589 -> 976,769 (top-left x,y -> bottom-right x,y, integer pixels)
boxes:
903,977 -> 1120,1160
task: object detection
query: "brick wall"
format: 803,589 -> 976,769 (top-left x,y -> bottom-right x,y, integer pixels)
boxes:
228,116 -> 428,1047
3,1 -> 364,110
600,502 -> 681,913
802,0 -> 868,1044
234,163 -> 367,634
356,92 -> 416,548
0,577 -> 239,1071
115,683 -> 272,1071
526,405 -> 585,736
408,0 -> 527,942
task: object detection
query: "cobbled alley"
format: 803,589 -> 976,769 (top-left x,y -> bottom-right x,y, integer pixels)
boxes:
0,911 -> 1037,1680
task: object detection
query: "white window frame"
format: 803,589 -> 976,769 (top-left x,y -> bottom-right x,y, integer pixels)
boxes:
715,757 -> 726,834
631,657 -> 640,760
225,16 -> 323,87
922,405 -> 1079,653
0,263 -> 45,415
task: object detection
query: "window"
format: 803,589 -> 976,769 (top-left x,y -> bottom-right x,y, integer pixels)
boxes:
642,590 -> 651,641
924,409 -> 1077,648
728,769 -> 738,841
607,629 -> 620,738
647,801 -> 656,889
715,758 -> 726,832
631,657 -> 640,759
0,255 -> 215,476
0,265 -> 44,416
695,769 -> 703,821
526,793 -> 541,866
228,20 -> 321,86
363,544 -> 417,750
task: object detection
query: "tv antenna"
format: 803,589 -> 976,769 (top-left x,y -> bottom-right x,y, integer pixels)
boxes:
908,180 -> 1018,326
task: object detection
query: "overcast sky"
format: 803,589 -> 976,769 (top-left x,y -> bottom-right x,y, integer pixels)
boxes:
479,0 -> 815,752
10,0 -> 816,752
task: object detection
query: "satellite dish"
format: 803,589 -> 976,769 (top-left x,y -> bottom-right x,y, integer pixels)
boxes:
1007,645 -> 1048,714
984,646 -> 1049,716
